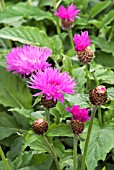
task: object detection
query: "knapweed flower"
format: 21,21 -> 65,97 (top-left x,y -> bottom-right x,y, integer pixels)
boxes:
73,31 -> 91,51
73,31 -> 93,64
28,67 -> 76,107
67,105 -> 90,122
89,85 -> 107,106
66,105 -> 90,135
55,3 -> 80,30
6,45 -> 52,76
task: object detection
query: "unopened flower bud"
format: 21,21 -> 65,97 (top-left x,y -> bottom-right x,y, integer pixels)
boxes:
61,19 -> 73,30
41,95 -> 57,109
32,118 -> 48,135
76,47 -> 94,64
89,85 -> 107,106
70,120 -> 84,135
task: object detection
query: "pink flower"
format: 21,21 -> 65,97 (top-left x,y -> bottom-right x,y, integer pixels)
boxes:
66,105 -> 90,122
28,67 -> 76,103
6,45 -> 51,76
55,3 -> 80,22
73,31 -> 91,51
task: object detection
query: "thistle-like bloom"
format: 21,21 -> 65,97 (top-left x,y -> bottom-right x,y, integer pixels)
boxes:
67,105 -> 90,122
73,31 -> 91,51
6,45 -> 52,76
55,3 -> 80,22
28,67 -> 76,103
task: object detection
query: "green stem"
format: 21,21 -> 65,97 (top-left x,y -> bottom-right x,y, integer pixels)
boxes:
45,108 -> 50,125
52,0 -> 61,37
81,106 -> 97,170
68,29 -> 74,49
42,136 -> 61,170
98,107 -> 103,127
0,146 -> 11,170
73,135 -> 78,170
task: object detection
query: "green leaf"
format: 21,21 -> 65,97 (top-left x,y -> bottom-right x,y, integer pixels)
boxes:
89,0 -> 111,18
95,51 -> 114,68
103,109 -> 114,124
11,109 -> 30,129
88,19 -> 101,28
22,131 -> 46,153
32,95 -> 42,107
65,93 -> 90,108
62,55 -> 72,75
13,152 -> 53,170
38,0 -> 53,7
46,123 -> 73,137
0,26 -> 50,46
0,27 -> 63,56
106,163 -> 114,170
7,137 -> 23,160
107,88 -> 114,100
55,102 -> 71,120
72,66 -> 87,92
0,112 -> 27,140
50,108 -> 60,123
53,140 -> 65,158
0,49 -> 8,67
80,120 -> 114,170
101,10 -> 114,27
50,35 -> 63,55
9,107 -> 33,118
90,64 -> 114,84
0,160 -> 15,170
0,67 -> 32,109
91,37 -> 114,53
0,3 -> 54,24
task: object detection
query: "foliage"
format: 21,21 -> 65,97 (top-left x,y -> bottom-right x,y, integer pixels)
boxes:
0,0 -> 114,170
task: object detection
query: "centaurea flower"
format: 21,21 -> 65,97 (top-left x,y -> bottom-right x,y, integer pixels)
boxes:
66,105 -> 90,135
55,3 -> 80,30
6,45 -> 52,76
28,67 -> 76,107
73,31 -> 93,64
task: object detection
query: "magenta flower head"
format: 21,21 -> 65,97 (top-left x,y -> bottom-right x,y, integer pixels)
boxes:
55,3 -> 80,30
28,67 -> 76,106
6,45 -> 52,76
73,31 -> 94,64
73,31 -> 91,51
67,105 -> 90,135
67,105 -> 90,122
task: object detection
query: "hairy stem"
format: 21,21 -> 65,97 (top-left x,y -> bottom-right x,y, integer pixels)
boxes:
81,106 -> 97,170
